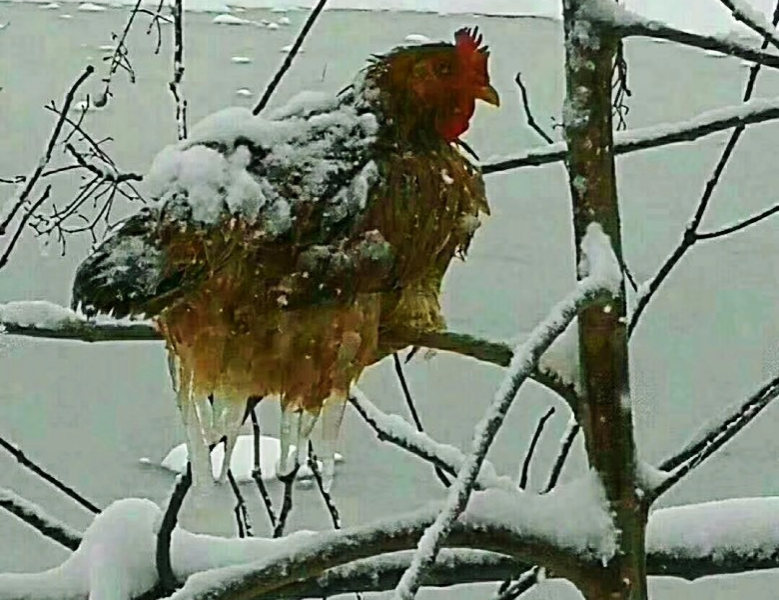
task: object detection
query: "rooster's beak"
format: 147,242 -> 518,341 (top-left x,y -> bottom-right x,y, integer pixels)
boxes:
476,84 -> 500,107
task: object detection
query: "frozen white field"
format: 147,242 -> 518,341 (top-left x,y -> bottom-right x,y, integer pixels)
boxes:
2,2 -> 779,599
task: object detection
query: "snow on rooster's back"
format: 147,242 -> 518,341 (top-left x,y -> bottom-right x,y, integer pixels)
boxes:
144,90 -> 380,238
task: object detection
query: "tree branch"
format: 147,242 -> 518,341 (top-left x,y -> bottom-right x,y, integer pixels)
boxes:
628,0 -> 779,337
0,488 -> 82,552
393,269 -> 615,598
392,353 -> 451,487
349,389 -> 511,491
582,1 -> 779,68
0,66 -> 93,237
482,97 -> 779,176
157,467 -> 191,593
518,407 -> 556,490
168,0 -> 186,141
651,373 -> 779,500
252,0 -> 328,116
714,0 -> 779,53
0,302 -> 580,408
0,434 -> 100,515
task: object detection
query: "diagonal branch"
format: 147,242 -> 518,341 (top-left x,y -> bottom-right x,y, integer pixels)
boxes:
650,373 -> 779,500
0,488 -> 82,552
349,389 -> 511,491
518,407 -> 556,490
253,0 -> 328,116
392,262 -> 618,598
0,66 -> 93,237
483,96 -> 779,175
0,434 -> 100,514
715,0 -> 779,52
628,0 -> 779,337
583,0 -> 779,68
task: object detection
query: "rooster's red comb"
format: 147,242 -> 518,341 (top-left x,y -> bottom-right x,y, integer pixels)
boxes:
454,27 -> 489,55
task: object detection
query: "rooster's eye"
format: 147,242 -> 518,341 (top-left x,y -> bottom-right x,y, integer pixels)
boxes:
435,63 -> 452,76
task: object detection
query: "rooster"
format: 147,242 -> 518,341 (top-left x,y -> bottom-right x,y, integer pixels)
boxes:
71,27 -> 499,491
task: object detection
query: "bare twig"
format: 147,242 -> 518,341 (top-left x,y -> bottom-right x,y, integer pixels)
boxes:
253,0 -> 328,115
0,185 -> 51,270
0,487 -> 83,551
392,353 -> 451,487
95,0 -> 143,108
514,73 -> 554,144
227,469 -> 253,538
249,407 -> 277,529
156,464 -> 191,593
0,66 -> 93,237
517,406 -> 556,490
696,201 -> 779,239
0,434 -> 100,514
307,442 -> 341,529
629,0 -> 779,337
612,41 -> 631,131
542,421 -> 581,494
273,465 -> 300,538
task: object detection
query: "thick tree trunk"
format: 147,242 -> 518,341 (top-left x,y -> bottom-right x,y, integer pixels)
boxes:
561,2 -> 648,599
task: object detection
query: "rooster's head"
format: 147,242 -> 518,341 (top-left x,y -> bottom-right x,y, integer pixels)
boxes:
365,27 -> 500,143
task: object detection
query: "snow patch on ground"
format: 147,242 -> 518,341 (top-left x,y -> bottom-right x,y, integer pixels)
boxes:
155,434 -> 344,481
77,1 -> 106,11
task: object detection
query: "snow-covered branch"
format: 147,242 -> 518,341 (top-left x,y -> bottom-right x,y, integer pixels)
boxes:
7,492 -> 779,600
715,0 -> 779,52
0,488 -> 82,552
392,225 -> 622,599
0,494 -> 603,600
581,0 -> 779,69
349,389 -> 513,491
0,301 -> 580,407
650,373 -> 779,500
8,494 -> 779,600
483,96 -> 779,175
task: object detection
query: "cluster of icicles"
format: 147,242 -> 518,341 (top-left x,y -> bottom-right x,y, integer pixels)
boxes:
168,354 -> 346,493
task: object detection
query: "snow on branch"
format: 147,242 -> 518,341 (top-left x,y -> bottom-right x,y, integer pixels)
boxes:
0,301 -> 581,408
349,388 -> 513,491
647,497 -> 779,580
0,491 -> 606,600
483,96 -> 779,175
649,373 -> 779,500
9,494 -> 779,599
716,0 -> 779,53
0,301 -> 157,342
0,488 -> 82,552
392,226 -> 621,599
277,550 -> 521,598
581,0 -> 779,68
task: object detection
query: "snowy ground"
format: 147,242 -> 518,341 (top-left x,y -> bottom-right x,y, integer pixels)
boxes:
2,2 -> 779,599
